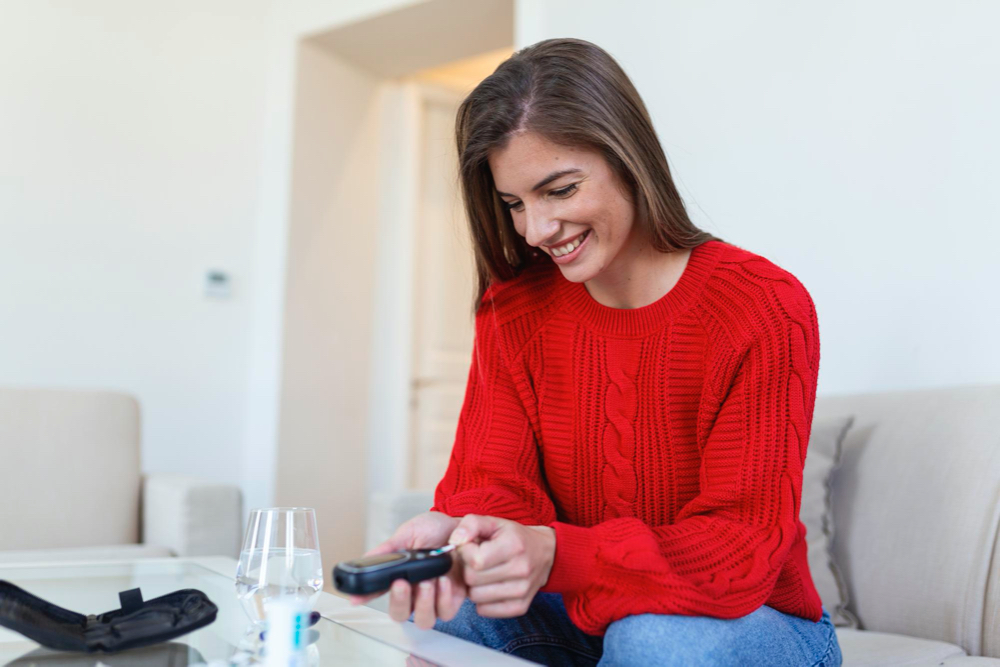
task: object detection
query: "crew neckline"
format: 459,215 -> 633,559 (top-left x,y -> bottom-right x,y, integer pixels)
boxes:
556,240 -> 726,337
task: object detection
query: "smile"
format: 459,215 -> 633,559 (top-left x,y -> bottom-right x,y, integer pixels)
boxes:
549,230 -> 591,264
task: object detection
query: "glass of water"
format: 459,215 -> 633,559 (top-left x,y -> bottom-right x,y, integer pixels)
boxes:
235,507 -> 323,626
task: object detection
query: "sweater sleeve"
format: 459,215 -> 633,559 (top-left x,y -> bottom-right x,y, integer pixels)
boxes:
540,287 -> 820,635
431,295 -> 557,525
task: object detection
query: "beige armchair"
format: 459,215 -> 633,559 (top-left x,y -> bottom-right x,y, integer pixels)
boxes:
0,386 -> 242,563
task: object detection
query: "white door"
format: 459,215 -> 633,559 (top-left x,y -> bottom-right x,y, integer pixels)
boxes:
409,83 -> 477,490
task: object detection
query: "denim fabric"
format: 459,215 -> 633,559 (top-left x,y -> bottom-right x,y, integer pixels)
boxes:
432,593 -> 842,666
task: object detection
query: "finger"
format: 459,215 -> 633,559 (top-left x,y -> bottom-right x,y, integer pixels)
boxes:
461,552 -> 526,587
435,575 -> 458,622
475,598 -> 529,618
412,580 -> 437,630
349,592 -> 383,605
362,543 -> 395,557
440,559 -> 467,622
466,529 -> 523,572
363,533 -> 409,557
388,579 -> 413,623
449,514 -> 502,546
467,580 -> 531,604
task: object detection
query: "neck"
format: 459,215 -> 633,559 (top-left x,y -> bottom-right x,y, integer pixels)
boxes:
584,237 -> 692,310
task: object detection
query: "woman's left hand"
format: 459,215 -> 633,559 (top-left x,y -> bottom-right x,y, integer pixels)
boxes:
448,515 -> 556,618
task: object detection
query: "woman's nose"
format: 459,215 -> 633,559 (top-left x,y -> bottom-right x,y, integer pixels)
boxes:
524,208 -> 560,248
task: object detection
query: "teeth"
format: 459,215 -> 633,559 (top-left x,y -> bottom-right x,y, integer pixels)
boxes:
551,232 -> 586,257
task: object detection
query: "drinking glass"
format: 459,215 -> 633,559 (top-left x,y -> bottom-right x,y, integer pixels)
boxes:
235,507 -> 324,626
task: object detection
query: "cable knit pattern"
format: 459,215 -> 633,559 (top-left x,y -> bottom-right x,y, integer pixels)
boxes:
432,240 -> 824,635
602,340 -> 641,520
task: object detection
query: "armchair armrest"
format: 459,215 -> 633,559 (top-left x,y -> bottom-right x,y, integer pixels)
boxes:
142,474 -> 243,557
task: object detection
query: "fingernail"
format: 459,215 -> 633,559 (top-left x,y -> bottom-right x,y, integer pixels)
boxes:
420,581 -> 433,592
449,530 -> 468,545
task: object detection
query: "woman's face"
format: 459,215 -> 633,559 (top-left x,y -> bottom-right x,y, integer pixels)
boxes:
489,131 -> 642,284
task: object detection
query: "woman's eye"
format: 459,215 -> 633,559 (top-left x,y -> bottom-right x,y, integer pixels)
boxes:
503,184 -> 576,212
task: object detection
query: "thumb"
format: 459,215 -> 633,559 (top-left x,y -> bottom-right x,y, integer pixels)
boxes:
363,530 -> 411,557
448,514 -> 501,546
362,540 -> 399,557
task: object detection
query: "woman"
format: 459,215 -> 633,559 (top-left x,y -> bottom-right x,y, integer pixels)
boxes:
351,38 -> 843,666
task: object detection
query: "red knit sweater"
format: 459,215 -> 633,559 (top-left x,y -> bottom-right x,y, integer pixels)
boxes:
431,239 -> 825,635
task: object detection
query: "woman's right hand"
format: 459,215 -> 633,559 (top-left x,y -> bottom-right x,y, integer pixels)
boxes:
347,511 -> 466,629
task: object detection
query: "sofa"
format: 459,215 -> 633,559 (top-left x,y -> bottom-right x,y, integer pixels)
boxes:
0,386 -> 243,563
369,383 -> 1000,665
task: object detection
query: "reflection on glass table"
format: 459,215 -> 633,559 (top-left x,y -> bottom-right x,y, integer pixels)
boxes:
0,559 -> 423,666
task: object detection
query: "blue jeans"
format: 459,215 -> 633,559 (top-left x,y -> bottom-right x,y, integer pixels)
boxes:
432,593 -> 842,666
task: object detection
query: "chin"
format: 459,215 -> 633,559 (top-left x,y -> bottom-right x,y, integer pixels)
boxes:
556,262 -> 598,283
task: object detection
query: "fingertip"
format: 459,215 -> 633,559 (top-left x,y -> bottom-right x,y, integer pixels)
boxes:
449,520 -> 473,545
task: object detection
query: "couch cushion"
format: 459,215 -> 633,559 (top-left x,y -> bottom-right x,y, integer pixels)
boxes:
0,387 -> 141,550
835,628 -> 966,666
801,415 -> 858,628
815,384 -> 1000,658
0,543 -> 173,564
941,658 -> 1000,665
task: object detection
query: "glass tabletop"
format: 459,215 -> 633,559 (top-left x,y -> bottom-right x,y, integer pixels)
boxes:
0,560 -> 430,666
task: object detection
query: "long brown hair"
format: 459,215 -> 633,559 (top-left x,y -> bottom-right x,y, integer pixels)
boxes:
455,38 -> 722,311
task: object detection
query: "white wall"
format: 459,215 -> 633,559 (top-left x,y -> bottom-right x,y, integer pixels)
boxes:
517,0 -> 1000,395
0,0 -> 423,522
239,0 -> 424,522
272,39 -> 383,572
0,1 -> 271,489
267,1 -> 513,568
0,0 -> 462,544
4,0 -> 995,555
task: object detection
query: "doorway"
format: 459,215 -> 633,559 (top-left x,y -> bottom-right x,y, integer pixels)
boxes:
274,0 -> 514,575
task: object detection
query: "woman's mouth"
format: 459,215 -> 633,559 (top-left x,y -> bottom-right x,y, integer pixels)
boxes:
548,230 -> 591,265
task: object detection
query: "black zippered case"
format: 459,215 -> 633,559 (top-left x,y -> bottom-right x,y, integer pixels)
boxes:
0,580 -> 217,653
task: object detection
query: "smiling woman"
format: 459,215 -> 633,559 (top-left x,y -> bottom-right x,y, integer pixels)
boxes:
355,38 -> 842,667
454,38 -> 720,312
487,131 -> 687,303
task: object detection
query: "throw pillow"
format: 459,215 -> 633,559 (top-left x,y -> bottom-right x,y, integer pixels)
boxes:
801,414 -> 859,628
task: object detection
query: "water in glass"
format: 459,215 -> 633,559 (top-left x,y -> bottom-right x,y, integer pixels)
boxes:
235,508 -> 323,625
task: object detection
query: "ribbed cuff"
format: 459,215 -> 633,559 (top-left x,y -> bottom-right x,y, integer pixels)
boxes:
539,521 -> 600,595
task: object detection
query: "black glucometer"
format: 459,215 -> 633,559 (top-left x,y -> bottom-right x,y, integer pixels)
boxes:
333,545 -> 455,596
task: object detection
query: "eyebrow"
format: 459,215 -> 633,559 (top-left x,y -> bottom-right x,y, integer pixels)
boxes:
496,168 -> 582,198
